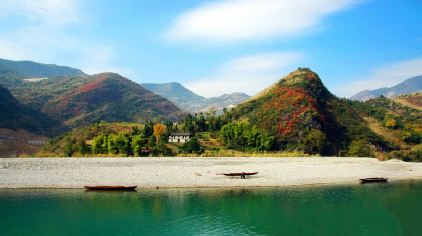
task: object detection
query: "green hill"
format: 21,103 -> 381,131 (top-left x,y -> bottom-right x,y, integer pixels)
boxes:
0,85 -> 62,135
11,73 -> 184,135
393,92 -> 422,111
225,68 -> 388,155
0,58 -> 86,87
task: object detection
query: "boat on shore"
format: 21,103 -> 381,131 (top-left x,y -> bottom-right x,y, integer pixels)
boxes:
360,178 -> 388,184
222,172 -> 258,179
84,186 -> 137,191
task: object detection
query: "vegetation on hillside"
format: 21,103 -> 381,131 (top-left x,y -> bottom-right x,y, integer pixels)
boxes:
0,85 -> 62,135
222,68 -> 389,156
42,122 -> 169,157
349,96 -> 421,161
7,73 -> 184,136
394,92 -> 422,111
0,58 -> 85,87
8,66 -> 420,161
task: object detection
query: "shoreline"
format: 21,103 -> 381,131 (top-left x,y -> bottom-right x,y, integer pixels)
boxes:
1,157 -> 422,189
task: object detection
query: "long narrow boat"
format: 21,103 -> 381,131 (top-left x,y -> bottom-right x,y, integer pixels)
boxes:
222,172 -> 258,179
84,186 -> 137,190
360,178 -> 388,184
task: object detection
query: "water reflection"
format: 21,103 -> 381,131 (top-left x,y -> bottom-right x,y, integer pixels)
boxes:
1,181 -> 422,236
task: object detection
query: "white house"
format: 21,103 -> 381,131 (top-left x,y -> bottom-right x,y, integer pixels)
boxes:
168,132 -> 190,143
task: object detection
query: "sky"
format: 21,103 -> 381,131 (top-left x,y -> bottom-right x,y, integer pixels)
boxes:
0,0 -> 421,98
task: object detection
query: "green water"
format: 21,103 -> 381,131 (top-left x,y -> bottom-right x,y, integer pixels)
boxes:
1,182 -> 422,236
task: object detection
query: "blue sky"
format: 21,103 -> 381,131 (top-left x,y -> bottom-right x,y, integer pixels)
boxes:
0,0 -> 421,97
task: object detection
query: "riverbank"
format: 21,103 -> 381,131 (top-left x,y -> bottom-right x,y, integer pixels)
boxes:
1,157 -> 422,189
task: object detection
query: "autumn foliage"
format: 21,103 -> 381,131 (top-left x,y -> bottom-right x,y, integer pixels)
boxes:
153,123 -> 166,141
224,68 -> 386,155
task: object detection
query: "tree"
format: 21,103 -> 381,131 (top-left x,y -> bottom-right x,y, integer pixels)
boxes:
164,121 -> 174,134
117,132 -> 132,156
144,121 -> 154,138
182,114 -> 196,134
131,126 -> 142,135
196,114 -> 207,132
153,123 -> 166,142
347,139 -> 373,157
63,137 -> 75,157
220,123 -> 273,151
303,129 -> 327,155
385,118 -> 397,129
402,129 -> 422,144
147,135 -> 156,148
178,137 -> 204,154
92,134 -> 108,154
77,140 -> 90,155
132,134 -> 147,156
107,134 -> 120,154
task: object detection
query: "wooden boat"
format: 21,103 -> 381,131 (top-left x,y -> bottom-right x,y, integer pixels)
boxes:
222,172 -> 258,179
84,186 -> 137,190
360,178 -> 388,184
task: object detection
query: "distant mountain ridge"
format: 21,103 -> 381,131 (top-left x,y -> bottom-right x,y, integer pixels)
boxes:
142,82 -> 205,108
0,58 -> 86,86
350,75 -> 422,101
142,82 -> 249,113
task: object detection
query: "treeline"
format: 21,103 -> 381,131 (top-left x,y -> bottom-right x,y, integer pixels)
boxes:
219,123 -> 274,151
62,123 -> 171,156
57,121 -> 205,157
178,113 -> 225,134
45,99 -> 421,160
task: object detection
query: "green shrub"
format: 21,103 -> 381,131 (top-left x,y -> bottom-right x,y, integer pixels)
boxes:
347,139 -> 374,157
303,129 -> 327,155
178,137 -> 204,154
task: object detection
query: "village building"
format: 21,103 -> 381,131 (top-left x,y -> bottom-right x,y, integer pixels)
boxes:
168,132 -> 190,143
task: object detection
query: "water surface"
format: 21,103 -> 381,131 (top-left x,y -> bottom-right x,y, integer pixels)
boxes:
1,181 -> 422,236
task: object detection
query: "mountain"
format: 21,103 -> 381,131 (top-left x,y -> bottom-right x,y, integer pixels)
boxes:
142,82 -> 206,111
0,58 -> 86,77
11,73 -> 184,135
204,92 -> 250,111
350,75 -> 422,101
0,58 -> 86,87
142,82 -> 249,112
0,85 -> 61,135
226,68 -> 387,155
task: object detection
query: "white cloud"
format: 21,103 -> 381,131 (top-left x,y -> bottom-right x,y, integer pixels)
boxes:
185,51 -> 303,97
166,0 -> 360,43
0,0 -> 131,76
0,0 -> 80,27
333,58 -> 422,97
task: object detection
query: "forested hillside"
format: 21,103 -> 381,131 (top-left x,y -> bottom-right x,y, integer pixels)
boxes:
10,73 -> 184,135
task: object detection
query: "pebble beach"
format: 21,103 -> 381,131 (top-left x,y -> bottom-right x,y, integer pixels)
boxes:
1,157 -> 422,189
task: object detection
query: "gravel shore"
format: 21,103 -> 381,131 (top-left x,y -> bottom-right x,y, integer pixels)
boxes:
1,157 -> 422,189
